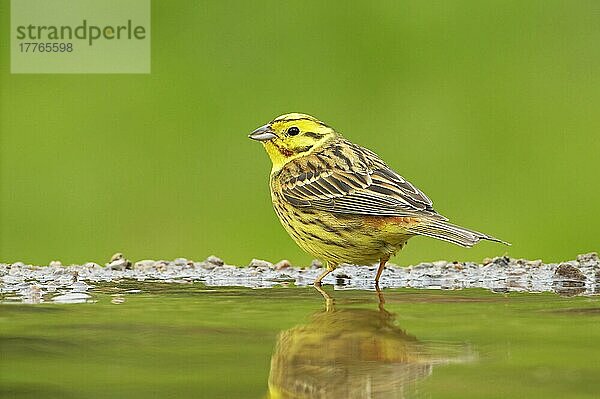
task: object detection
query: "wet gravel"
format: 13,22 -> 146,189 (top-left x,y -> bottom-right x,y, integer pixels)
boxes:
1,253 -> 599,303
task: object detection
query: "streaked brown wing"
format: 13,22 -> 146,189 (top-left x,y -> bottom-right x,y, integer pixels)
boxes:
279,143 -> 445,219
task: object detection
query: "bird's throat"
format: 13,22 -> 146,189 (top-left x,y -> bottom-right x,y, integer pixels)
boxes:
263,141 -> 305,173
274,142 -> 294,157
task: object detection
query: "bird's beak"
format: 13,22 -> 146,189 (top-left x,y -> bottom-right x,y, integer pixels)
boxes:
248,125 -> 277,142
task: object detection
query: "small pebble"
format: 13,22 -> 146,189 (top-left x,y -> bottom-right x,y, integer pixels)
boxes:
106,253 -> 131,270
274,260 -> 292,270
52,293 -> 91,304
493,257 -> 510,267
248,259 -> 273,268
111,296 -> 126,304
155,261 -> 169,272
173,258 -> 189,266
554,263 -> 586,281
206,255 -> 224,267
198,261 -> 217,270
134,260 -> 156,270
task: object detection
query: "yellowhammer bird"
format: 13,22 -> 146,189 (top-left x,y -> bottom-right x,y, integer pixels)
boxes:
249,113 -> 507,285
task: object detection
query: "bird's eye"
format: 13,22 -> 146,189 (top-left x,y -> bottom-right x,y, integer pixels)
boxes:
287,126 -> 300,136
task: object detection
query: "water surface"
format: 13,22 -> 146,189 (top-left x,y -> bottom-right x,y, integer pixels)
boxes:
1,284 -> 599,398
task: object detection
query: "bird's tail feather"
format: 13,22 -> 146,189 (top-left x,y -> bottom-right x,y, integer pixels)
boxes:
408,221 -> 509,247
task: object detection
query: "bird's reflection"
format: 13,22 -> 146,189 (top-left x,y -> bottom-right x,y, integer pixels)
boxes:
267,286 -> 474,399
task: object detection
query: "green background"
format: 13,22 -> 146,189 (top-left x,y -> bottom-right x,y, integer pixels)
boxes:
1,1 -> 599,266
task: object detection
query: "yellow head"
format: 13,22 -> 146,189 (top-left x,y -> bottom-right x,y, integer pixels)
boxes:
249,113 -> 338,172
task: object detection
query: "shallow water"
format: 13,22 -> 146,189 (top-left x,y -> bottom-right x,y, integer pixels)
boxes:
1,283 -> 599,399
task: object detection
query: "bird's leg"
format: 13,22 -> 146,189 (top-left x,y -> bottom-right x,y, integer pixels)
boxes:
375,256 -> 390,283
375,283 -> 387,313
375,283 -> 384,304
374,282 -> 393,318
313,284 -> 335,312
314,262 -> 337,286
